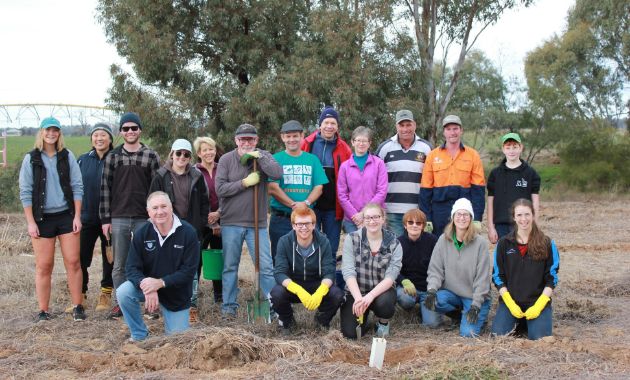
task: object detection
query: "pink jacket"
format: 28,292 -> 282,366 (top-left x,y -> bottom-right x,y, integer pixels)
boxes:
337,154 -> 388,220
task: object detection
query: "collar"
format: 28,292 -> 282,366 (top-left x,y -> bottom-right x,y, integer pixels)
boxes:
151,214 -> 182,247
440,142 -> 465,150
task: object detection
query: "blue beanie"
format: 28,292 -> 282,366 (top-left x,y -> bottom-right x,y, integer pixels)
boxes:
119,112 -> 142,130
318,106 -> 339,126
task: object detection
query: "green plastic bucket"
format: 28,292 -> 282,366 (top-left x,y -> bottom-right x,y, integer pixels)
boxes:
202,249 -> 223,280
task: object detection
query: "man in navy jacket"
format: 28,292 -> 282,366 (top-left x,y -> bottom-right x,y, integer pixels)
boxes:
117,191 -> 199,342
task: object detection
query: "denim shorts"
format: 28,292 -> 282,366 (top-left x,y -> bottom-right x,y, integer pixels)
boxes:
37,210 -> 74,238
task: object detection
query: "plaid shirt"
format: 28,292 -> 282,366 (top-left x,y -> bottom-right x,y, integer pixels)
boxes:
350,228 -> 401,294
99,144 -> 160,223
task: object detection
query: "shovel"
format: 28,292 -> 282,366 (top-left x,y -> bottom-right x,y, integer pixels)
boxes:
105,233 -> 114,264
356,314 -> 364,339
247,158 -> 271,323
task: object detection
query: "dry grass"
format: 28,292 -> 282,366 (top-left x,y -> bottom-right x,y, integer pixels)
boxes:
1,200 -> 630,379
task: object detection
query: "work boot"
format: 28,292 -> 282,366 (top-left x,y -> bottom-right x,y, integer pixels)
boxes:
96,289 -> 112,312
65,293 -> 87,313
189,306 -> 199,324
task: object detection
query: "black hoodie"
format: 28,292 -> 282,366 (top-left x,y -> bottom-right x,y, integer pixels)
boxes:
487,159 -> 541,224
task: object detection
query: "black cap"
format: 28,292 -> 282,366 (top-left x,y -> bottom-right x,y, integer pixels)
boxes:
235,123 -> 257,137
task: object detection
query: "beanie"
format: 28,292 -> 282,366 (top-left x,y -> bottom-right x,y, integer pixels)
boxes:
119,112 -> 142,130
90,123 -> 114,140
318,106 -> 339,126
451,198 -> 474,220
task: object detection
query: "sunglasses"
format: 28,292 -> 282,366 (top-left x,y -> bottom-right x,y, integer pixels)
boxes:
121,126 -> 139,132
174,150 -> 191,158
406,220 -> 423,226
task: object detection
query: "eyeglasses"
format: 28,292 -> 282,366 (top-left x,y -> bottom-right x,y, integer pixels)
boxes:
406,220 -> 423,226
293,222 -> 313,229
364,215 -> 382,222
454,212 -> 471,219
121,126 -> 139,132
174,150 -> 191,158
353,139 -> 370,144
237,137 -> 257,143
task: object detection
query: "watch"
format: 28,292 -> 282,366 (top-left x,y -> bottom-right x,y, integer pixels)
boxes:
304,199 -> 311,206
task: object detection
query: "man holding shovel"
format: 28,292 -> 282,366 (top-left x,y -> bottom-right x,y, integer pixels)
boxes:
215,124 -> 282,318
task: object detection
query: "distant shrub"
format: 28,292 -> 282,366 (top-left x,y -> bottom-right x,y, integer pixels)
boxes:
559,127 -> 630,191
0,165 -> 21,212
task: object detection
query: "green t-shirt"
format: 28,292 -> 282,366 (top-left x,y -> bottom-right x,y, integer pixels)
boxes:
269,151 -> 329,213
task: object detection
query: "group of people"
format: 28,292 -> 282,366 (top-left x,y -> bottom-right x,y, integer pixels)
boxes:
18,107 -> 559,342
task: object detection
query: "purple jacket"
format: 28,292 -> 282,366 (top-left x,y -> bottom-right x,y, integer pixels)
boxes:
337,154 -> 388,221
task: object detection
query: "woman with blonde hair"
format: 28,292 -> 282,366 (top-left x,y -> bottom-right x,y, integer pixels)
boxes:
19,117 -> 85,322
424,198 -> 491,337
340,203 -> 402,339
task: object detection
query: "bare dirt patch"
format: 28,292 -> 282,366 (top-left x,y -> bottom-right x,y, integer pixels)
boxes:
1,200 -> 630,378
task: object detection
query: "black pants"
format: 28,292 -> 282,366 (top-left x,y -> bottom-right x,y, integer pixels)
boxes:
201,227 -> 223,300
340,287 -> 396,339
270,280 -> 344,327
79,223 -> 113,293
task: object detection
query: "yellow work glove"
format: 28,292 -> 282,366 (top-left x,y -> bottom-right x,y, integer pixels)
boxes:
305,284 -> 329,311
401,279 -> 417,297
286,281 -> 312,307
473,221 -> 482,230
242,171 -> 260,187
501,291 -> 524,319
524,294 -> 550,320
239,150 -> 261,165
424,221 -> 433,233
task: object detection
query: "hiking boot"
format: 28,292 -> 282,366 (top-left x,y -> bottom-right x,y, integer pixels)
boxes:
37,310 -> 52,322
65,292 -> 87,313
73,305 -> 87,321
144,310 -> 160,320
95,290 -> 112,312
375,321 -> 390,338
189,307 -> 199,324
107,305 -> 123,320
314,313 -> 330,332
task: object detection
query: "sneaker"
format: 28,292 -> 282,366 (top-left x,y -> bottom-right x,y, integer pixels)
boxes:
189,307 -> 199,324
95,291 -> 112,312
65,293 -> 87,313
144,310 -> 160,320
73,305 -> 87,321
37,310 -> 52,322
107,305 -> 123,320
375,321 -> 390,338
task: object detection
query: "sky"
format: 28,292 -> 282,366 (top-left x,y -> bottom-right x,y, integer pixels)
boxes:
0,0 -> 574,126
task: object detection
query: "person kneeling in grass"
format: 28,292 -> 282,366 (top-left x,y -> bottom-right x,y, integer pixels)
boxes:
118,191 -> 199,342
491,198 -> 559,340
270,206 -> 343,335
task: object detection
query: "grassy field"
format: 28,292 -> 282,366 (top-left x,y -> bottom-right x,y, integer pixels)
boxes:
3,135 -> 95,165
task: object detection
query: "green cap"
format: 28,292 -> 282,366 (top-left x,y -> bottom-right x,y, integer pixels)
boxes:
501,132 -> 521,144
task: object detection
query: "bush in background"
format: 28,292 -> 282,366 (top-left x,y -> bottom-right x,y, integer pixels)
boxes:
0,165 -> 21,212
559,127 -> 630,191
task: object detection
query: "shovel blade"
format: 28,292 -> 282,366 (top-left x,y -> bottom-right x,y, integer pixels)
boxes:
246,297 -> 271,324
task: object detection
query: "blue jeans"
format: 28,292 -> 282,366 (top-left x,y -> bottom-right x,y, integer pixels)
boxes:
434,289 -> 491,337
396,287 -> 442,327
269,214 -> 293,263
342,219 -> 358,234
492,301 -> 553,340
117,281 -> 190,341
112,217 -> 147,305
221,225 -> 275,315
314,209 -> 341,260
386,213 -> 404,237
494,223 -> 512,239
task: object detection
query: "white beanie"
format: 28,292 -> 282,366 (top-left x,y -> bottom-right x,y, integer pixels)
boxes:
451,198 -> 474,220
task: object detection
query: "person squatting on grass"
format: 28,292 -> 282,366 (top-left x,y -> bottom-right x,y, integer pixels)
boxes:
75,123 -> 115,313
118,191 -> 199,342
150,139 -> 209,323
19,117 -> 85,322
424,198 -> 492,337
491,198 -> 560,340
395,208 -> 440,326
270,206 -> 343,335
340,203 -> 403,339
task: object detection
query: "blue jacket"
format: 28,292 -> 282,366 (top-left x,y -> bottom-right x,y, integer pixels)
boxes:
77,149 -> 109,225
126,217 -> 200,311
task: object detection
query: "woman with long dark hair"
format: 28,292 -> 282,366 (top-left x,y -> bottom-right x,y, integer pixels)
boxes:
19,117 -> 85,321
491,198 -> 560,340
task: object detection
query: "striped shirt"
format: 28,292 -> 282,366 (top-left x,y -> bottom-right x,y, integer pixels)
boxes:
375,135 -> 432,214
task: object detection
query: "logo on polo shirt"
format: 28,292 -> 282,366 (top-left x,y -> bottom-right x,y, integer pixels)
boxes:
174,244 -> 184,249
416,152 -> 426,163
145,240 -> 157,252
506,248 -> 517,256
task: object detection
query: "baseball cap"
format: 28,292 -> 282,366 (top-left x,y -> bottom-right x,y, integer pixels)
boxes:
395,109 -> 414,124
171,138 -> 192,152
235,123 -> 258,137
501,132 -> 522,144
281,120 -> 303,133
40,117 -> 61,129
442,115 -> 462,128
